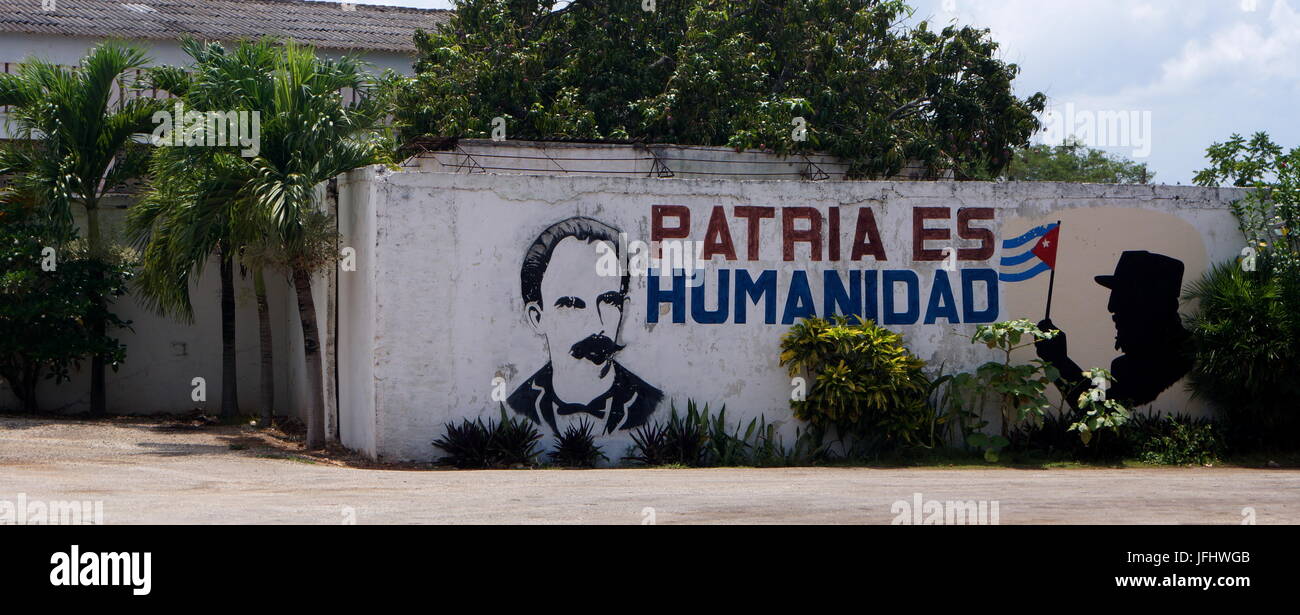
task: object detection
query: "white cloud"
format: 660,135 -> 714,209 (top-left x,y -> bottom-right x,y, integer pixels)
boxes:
1150,0 -> 1300,92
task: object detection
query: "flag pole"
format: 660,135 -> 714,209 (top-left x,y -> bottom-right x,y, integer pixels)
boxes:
1045,220 -> 1061,320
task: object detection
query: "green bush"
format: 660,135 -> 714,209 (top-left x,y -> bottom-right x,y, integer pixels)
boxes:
1127,413 -> 1225,466
0,204 -> 134,413
967,320 -> 1060,438
1192,132 -> 1300,451
779,316 -> 931,447
431,417 -> 494,468
626,402 -> 830,467
1184,261 -> 1299,450
431,405 -> 543,468
628,401 -> 709,466
548,419 -> 607,468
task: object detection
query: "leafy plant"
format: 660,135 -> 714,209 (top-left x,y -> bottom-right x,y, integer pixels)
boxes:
1183,260 -> 1299,450
1068,368 -> 1130,447
0,41 -> 164,415
397,0 -> 1045,179
628,419 -> 673,466
968,319 -> 1061,438
1006,138 -> 1153,184
1192,133 -> 1300,451
965,433 -> 1011,463
432,417 -> 495,469
1127,413 -> 1225,466
432,406 -> 542,468
780,316 -> 932,447
705,405 -> 752,466
661,400 -> 710,466
1008,409 -> 1082,459
548,418 -> 607,468
490,405 -> 544,466
0,204 -> 134,413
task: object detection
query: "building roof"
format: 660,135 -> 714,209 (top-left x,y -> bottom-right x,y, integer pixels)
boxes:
0,0 -> 450,53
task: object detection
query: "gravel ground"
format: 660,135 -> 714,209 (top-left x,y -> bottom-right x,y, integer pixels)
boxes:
1,416 -> 1296,524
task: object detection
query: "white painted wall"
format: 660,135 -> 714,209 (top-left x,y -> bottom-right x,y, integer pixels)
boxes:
337,168 -> 1247,463
337,172 -> 379,455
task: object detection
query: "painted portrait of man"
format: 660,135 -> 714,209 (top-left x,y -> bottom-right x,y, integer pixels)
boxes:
507,216 -> 664,435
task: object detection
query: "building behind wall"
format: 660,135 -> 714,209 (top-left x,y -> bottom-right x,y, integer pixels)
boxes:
0,0 -> 447,428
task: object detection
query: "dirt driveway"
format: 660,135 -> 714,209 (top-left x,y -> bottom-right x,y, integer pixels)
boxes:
1,416 -> 1296,524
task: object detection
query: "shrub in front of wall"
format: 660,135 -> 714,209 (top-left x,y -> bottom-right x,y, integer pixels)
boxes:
432,405 -> 543,468
432,417 -> 495,468
548,419 -> 608,468
1184,260 -> 1300,452
1127,413 -> 1225,466
490,406 -> 544,466
627,401 -> 710,467
627,403 -> 832,467
779,316 -> 932,448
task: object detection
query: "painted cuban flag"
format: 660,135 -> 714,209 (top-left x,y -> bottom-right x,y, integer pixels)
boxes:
999,222 -> 1060,282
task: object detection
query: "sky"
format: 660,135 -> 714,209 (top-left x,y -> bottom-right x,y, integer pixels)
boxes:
325,0 -> 1300,185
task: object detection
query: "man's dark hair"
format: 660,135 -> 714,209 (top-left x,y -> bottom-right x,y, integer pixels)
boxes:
521,216 -> 629,305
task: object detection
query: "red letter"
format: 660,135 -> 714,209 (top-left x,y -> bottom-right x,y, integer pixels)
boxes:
912,207 -> 950,261
957,207 -> 995,261
782,207 -> 822,261
701,206 -> 737,261
652,205 -> 690,258
734,206 -> 775,260
850,208 -> 887,261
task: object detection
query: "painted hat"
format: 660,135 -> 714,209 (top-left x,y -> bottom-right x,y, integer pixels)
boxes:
1095,250 -> 1184,299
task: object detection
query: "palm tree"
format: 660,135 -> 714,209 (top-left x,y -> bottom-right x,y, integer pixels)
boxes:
126,41 -> 274,420
0,41 -> 164,415
133,38 -> 390,447
127,144 -> 249,419
252,41 -> 391,448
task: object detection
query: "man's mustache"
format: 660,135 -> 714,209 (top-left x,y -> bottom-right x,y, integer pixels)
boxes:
569,334 -> 624,365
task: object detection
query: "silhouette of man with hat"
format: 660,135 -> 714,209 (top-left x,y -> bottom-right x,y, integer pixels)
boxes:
1035,250 -> 1193,409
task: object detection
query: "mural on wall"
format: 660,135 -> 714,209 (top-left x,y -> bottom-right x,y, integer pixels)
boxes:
507,216 -> 665,435
1000,208 -> 1208,414
1035,250 -> 1193,408
503,205 -> 1214,443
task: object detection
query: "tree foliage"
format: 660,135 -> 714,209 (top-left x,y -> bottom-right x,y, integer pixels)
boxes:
395,0 -> 1045,179
1005,139 -> 1153,184
131,38 -> 390,445
1189,132 -> 1300,450
779,316 -> 931,445
0,40 -> 162,415
0,41 -> 162,251
0,204 -> 133,413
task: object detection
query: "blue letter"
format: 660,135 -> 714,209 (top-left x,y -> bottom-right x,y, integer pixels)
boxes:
924,270 -> 960,324
648,268 -> 686,324
691,270 -> 730,324
823,270 -> 861,321
961,268 -> 1000,323
782,271 -> 817,325
863,269 -> 879,323
883,270 -> 920,325
735,269 -> 777,324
